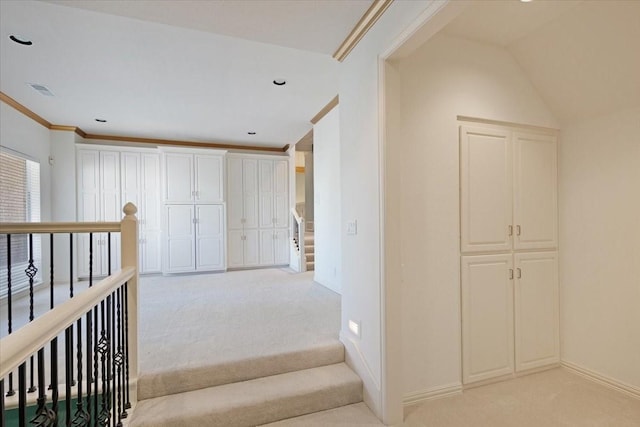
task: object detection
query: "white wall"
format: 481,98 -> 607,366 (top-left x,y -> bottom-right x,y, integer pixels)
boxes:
295,173 -> 305,205
394,34 -> 558,398
559,107 -> 640,390
313,106 -> 341,294
1,102 -> 53,278
337,0 -> 441,422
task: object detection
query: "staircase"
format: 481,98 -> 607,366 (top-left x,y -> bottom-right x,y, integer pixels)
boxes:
305,231 -> 315,271
129,341 -> 362,426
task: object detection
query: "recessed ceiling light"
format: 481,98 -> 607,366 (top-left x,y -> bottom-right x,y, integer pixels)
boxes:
29,83 -> 54,97
9,35 -> 32,46
247,132 -> 256,135
520,0 -> 533,2
273,79 -> 286,86
95,118 -> 107,123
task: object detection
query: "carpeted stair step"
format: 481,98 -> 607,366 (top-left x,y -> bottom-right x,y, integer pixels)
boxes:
307,261 -> 315,271
305,244 -> 314,254
306,252 -> 315,262
137,341 -> 344,400
130,363 -> 363,427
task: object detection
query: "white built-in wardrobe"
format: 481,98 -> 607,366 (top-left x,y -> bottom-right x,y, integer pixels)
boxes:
76,145 -> 161,277
226,153 -> 289,268
459,122 -> 559,385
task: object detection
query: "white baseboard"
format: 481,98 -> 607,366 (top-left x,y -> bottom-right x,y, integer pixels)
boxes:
562,361 -> 640,399
339,331 -> 382,418
403,383 -> 462,408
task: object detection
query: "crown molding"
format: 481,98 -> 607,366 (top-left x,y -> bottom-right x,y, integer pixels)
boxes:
310,95 -> 339,125
1,91 -> 287,153
333,0 -> 394,62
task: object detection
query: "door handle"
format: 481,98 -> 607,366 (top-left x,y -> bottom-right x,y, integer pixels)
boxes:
509,269 -> 514,280
517,268 -> 522,279
516,225 -> 521,236
508,225 -> 513,236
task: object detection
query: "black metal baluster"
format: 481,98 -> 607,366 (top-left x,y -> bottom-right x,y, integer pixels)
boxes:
0,379 -> 5,426
107,233 -> 112,275
5,234 -> 15,397
115,287 -> 123,427
26,233 -> 38,393
19,362 -> 27,427
69,234 -> 75,387
111,290 -> 117,427
93,305 -> 100,425
86,308 -> 93,424
71,316 -> 89,426
65,327 -> 72,427
99,295 -> 111,427
30,345 -> 56,426
123,282 -> 131,413
51,336 -> 59,427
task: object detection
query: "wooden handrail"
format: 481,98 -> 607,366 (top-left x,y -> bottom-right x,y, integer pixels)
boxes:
0,222 -> 121,234
0,267 -> 135,378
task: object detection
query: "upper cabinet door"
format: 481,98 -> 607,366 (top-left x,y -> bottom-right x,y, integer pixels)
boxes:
259,160 -> 274,228
273,160 -> 289,228
164,153 -> 194,203
460,126 -> 513,253
121,152 -> 141,211
513,133 -> 557,250
227,158 -> 244,230
195,155 -> 224,203
142,154 -> 161,230
77,149 -> 100,222
243,159 -> 259,229
100,151 -> 121,221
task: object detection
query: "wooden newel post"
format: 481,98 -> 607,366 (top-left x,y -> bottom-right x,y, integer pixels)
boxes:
121,202 -> 139,407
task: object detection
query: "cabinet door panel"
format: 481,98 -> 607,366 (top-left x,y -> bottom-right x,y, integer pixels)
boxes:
462,254 -> 514,384
513,133 -> 557,250
164,153 -> 194,203
460,127 -> 512,253
243,229 -> 259,266
77,150 -> 100,222
142,154 -> 161,230
227,230 -> 245,268
121,152 -> 140,209
259,160 -> 274,228
196,205 -> 225,270
141,230 -> 162,273
243,159 -> 259,228
259,229 -> 275,265
227,158 -> 244,230
195,155 -> 223,203
274,160 -> 289,228
165,205 -> 195,272
515,252 -> 559,371
274,228 -> 289,265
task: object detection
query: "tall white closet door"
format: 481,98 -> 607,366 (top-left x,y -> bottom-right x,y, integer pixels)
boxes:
77,150 -> 100,277
142,154 -> 161,230
259,229 -> 275,265
514,252 -> 559,372
164,153 -> 194,203
460,126 -> 513,253
274,229 -> 289,264
462,254 -> 514,384
165,205 -> 195,272
100,151 -> 121,272
274,160 -> 289,228
120,153 -> 140,208
227,158 -> 244,230
195,155 -> 223,203
227,230 -> 245,268
259,160 -> 274,228
513,133 -> 558,250
243,159 -> 259,228
142,230 -> 162,273
195,205 -> 225,270
243,229 -> 260,267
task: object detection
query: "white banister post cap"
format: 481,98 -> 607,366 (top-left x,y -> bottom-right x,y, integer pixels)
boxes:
123,203 -> 138,217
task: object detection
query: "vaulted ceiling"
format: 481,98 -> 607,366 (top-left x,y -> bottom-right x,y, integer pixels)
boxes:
1,1 -> 373,149
442,0 -> 640,125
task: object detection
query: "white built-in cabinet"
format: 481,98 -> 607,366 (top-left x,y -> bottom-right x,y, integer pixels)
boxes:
77,146 -> 162,277
121,152 -> 162,273
162,149 -> 226,273
227,154 -> 289,268
77,149 -> 122,277
460,122 -> 559,385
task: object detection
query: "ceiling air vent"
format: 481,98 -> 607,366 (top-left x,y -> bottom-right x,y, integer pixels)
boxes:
29,83 -> 54,97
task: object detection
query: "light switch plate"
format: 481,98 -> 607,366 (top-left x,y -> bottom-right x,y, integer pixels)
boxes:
347,220 -> 357,235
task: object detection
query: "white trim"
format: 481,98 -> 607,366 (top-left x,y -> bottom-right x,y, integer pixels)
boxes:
75,142 -> 159,154
403,383 -> 463,407
158,146 -> 228,155
340,331 -> 382,415
562,361 -> 640,399
226,152 -> 288,160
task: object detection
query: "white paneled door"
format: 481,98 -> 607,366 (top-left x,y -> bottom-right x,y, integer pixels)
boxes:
460,126 -> 513,253
164,153 -> 194,203
514,252 -> 559,372
195,204 -> 225,270
165,204 -> 196,273
462,254 -> 514,385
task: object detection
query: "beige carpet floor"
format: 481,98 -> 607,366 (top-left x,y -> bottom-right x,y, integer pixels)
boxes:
138,268 -> 341,375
